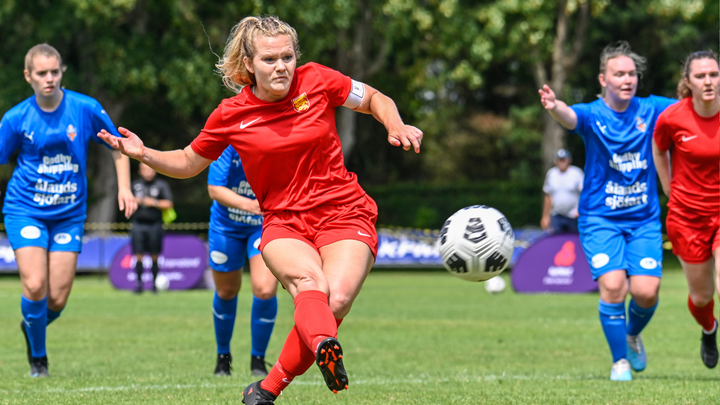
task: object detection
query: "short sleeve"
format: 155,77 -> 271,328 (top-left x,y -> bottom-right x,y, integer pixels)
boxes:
160,180 -> 173,202
312,63 -> 352,108
650,95 -> 677,113
0,114 -> 21,164
208,147 -> 233,187
542,169 -> 552,194
191,105 -> 230,161
653,110 -> 672,152
89,100 -> 121,149
570,103 -> 590,136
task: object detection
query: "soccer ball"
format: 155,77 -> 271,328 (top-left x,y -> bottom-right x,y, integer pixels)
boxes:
484,276 -> 507,294
155,274 -> 170,291
438,205 -> 515,282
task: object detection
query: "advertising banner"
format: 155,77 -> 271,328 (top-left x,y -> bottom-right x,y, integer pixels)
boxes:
511,233 -> 598,293
108,234 -> 207,290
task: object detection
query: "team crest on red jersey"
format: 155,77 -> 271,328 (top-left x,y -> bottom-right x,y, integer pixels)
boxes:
66,124 -> 77,141
292,93 -> 310,113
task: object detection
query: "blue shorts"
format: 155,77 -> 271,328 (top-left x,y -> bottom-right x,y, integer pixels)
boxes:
579,216 -> 662,280
208,226 -> 262,272
4,215 -> 84,252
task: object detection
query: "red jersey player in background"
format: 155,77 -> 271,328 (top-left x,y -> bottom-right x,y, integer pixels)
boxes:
98,15 -> 422,404
652,50 -> 719,369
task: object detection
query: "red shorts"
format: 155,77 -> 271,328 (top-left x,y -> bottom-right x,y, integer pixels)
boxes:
666,210 -> 720,264
259,194 -> 379,258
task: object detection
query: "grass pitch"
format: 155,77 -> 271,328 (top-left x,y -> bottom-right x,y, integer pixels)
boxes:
0,265 -> 718,404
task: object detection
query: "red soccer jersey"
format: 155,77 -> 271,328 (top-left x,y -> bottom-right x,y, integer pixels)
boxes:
653,97 -> 720,216
191,63 -> 364,213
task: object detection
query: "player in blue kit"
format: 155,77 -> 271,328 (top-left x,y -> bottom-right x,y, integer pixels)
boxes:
207,146 -> 278,377
539,41 -> 676,380
0,44 -> 136,377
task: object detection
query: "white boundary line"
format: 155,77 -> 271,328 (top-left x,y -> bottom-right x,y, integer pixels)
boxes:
2,373 -> 604,395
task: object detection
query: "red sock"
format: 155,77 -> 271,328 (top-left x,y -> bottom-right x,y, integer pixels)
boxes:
293,290 -> 338,351
261,325 -> 315,395
688,296 -> 716,331
261,312 -> 345,395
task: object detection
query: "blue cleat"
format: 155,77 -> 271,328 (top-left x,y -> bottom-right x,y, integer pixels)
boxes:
610,358 -> 632,381
626,334 -> 646,372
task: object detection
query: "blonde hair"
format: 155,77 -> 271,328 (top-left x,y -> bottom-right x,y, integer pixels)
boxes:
25,43 -> 64,73
216,15 -> 301,93
598,41 -> 646,97
676,50 -> 718,99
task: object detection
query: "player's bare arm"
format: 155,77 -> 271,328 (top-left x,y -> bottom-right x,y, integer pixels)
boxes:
651,140 -> 672,197
111,150 -> 138,218
539,84 -> 578,130
207,185 -> 262,215
98,127 -> 212,179
351,84 -> 423,153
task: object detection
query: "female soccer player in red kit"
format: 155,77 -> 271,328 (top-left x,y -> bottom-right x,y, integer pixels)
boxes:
98,15 -> 422,404
653,50 -> 719,369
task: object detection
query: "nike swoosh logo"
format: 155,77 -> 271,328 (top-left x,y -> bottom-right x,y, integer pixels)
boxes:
681,134 -> 698,142
211,308 -> 226,320
240,118 -> 261,129
358,231 -> 371,237
258,317 -> 276,323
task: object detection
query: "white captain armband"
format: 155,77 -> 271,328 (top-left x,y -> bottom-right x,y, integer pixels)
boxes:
342,79 -> 366,109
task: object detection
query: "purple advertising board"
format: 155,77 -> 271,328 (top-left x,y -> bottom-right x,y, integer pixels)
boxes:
511,233 -> 598,293
109,234 -> 207,290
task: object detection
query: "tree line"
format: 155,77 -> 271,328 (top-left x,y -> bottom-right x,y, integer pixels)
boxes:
0,0 -> 715,226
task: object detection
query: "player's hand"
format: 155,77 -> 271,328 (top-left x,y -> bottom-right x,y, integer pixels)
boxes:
98,127 -> 145,160
118,188 -> 137,219
388,124 -> 423,153
539,85 -> 557,110
240,199 -> 262,216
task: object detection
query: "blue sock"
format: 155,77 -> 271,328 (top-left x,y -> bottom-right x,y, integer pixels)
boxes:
250,296 -> 277,357
21,296 -> 47,358
598,299 -> 627,362
213,292 -> 237,355
47,307 -> 63,325
626,298 -> 657,336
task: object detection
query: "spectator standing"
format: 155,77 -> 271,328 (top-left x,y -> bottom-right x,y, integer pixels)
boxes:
541,148 -> 584,234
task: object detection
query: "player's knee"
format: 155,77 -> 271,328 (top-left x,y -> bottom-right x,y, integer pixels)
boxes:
252,286 -> 276,300
23,279 -> 46,300
47,296 -> 67,311
216,285 -> 240,300
328,293 -> 354,319
689,292 -> 713,307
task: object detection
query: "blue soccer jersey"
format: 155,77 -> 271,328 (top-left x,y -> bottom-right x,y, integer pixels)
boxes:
0,90 -> 120,220
208,146 -> 263,234
571,96 -> 676,222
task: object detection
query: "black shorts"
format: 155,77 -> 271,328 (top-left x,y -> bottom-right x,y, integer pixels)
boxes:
131,222 -> 164,255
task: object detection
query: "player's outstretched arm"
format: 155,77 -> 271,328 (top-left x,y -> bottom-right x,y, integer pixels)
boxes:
98,127 -> 213,179
539,84 -> 578,130
207,185 -> 262,215
112,150 -> 138,218
352,85 -> 423,153
652,140 -> 672,197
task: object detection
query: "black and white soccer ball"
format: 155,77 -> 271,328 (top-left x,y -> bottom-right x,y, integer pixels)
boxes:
438,205 -> 515,282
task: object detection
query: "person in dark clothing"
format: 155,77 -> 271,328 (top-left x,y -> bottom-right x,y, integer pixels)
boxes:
130,163 -> 173,293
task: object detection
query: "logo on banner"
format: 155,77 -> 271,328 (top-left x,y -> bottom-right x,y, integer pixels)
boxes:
292,93 -> 310,113
543,241 -> 576,285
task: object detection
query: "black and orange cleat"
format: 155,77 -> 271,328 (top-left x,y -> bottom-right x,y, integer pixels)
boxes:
315,337 -> 348,393
242,380 -> 276,405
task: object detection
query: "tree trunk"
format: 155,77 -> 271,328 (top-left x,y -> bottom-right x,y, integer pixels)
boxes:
335,3 -> 390,159
535,0 -> 590,170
